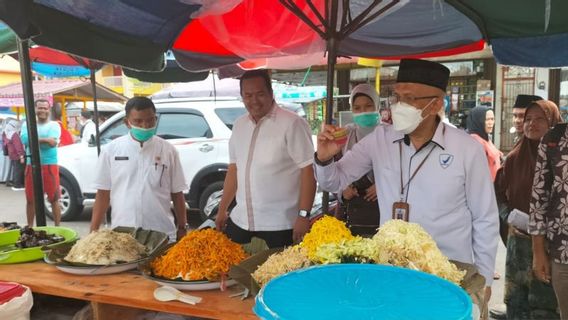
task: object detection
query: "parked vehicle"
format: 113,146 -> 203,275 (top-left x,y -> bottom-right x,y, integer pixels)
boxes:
199,188 -> 338,226
50,97 -> 247,221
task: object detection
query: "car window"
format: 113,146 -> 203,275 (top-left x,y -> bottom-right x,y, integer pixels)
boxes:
157,113 -> 211,139
214,108 -> 247,130
99,118 -> 128,145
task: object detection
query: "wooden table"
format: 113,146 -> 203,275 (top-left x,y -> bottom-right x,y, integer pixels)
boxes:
0,262 -> 257,320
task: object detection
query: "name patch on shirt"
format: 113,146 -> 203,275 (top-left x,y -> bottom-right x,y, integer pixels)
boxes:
439,154 -> 454,169
114,156 -> 129,161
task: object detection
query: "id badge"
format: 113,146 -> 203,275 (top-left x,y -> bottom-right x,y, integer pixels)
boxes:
392,202 -> 410,221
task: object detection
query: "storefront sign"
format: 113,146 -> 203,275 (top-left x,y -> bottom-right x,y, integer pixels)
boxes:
476,90 -> 494,108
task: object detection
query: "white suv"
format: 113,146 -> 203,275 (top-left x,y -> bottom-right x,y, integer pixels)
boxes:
52,97 -> 247,221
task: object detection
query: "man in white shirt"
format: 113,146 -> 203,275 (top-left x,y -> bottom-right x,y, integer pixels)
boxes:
90,97 -> 188,242
80,110 -> 96,144
215,69 -> 316,248
314,59 -> 498,316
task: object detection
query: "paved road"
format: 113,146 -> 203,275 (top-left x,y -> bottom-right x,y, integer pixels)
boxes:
0,184 -> 508,316
1,184 -> 92,236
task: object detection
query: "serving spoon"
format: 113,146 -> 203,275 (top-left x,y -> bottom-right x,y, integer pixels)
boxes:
153,286 -> 202,305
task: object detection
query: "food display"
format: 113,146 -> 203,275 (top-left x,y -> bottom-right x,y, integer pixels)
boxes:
252,246 -> 310,287
16,226 -> 65,248
314,237 -> 376,264
151,228 -> 246,281
250,217 -> 467,289
372,220 -> 466,284
65,229 -> 147,265
300,215 -> 354,262
0,222 -> 19,232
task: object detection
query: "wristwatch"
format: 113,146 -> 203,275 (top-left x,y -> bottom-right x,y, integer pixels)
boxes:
178,223 -> 191,231
313,152 -> 333,166
298,209 -> 310,218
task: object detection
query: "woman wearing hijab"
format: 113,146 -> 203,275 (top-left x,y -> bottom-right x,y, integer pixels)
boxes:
334,84 -> 381,236
467,106 -> 503,181
494,100 -> 561,319
1,118 -> 25,189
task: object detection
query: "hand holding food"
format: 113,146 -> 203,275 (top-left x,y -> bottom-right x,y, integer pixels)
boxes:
316,125 -> 347,162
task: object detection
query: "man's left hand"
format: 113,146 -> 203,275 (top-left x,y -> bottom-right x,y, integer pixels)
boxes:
176,228 -> 187,241
364,184 -> 377,202
293,217 -> 311,243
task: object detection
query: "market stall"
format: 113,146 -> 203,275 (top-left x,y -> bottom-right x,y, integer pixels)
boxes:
0,78 -> 127,132
0,217 -> 482,319
0,262 -> 256,320
0,227 -> 256,319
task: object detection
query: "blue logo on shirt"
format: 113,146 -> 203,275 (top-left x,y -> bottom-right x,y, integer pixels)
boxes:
439,154 -> 454,169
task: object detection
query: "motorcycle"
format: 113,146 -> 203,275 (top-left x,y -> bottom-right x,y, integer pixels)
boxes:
198,188 -> 338,229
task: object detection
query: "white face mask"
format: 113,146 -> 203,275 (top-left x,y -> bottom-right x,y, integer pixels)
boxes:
391,99 -> 436,134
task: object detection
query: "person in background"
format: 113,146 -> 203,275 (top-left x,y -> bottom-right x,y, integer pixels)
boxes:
490,94 -> 544,320
20,100 -> 61,226
80,110 -> 96,143
2,118 -> 25,190
335,84 -> 381,236
467,106 -> 502,182
51,106 -> 74,147
512,94 -> 543,142
56,121 -> 73,147
494,100 -> 561,319
467,105 -> 503,285
90,97 -> 188,242
98,113 -> 109,125
215,69 -> 316,248
530,103 -> 568,320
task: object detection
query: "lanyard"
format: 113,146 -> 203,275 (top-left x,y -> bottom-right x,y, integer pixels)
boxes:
398,141 -> 436,201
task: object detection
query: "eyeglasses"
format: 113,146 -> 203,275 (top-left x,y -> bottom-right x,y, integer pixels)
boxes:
391,93 -> 439,105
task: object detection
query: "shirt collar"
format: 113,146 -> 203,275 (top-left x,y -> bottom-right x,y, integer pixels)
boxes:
392,119 -> 447,150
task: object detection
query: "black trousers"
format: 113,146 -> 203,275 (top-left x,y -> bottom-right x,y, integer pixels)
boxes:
10,160 -> 24,188
224,218 -> 293,249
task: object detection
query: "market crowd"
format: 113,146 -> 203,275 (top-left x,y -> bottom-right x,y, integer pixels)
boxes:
7,59 -> 567,320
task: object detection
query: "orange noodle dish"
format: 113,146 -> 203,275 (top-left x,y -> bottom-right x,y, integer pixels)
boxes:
151,228 -> 247,281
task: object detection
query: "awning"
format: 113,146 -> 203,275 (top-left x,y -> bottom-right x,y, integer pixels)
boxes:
0,78 -> 127,107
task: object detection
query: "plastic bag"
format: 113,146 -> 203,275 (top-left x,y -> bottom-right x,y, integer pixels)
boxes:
0,285 -> 33,320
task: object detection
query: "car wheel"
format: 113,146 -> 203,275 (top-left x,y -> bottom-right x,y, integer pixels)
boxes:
198,181 -> 224,222
45,175 -> 83,221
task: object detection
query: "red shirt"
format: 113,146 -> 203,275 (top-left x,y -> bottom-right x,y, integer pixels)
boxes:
57,121 -> 74,146
470,133 -> 502,182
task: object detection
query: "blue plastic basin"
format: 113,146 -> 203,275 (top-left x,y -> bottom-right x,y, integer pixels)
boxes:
254,264 -> 472,320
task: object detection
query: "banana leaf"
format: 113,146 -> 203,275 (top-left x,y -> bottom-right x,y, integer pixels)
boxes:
228,247 -> 283,296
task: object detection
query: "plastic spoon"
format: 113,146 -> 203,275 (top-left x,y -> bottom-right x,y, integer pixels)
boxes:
153,286 -> 202,305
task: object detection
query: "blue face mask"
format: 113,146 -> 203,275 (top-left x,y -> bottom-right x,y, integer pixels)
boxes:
130,125 -> 156,142
353,112 -> 380,128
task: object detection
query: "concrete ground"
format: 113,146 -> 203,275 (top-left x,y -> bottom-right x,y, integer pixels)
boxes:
0,184 -> 507,319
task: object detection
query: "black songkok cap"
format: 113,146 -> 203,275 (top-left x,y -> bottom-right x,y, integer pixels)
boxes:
513,94 -> 543,109
396,59 -> 450,91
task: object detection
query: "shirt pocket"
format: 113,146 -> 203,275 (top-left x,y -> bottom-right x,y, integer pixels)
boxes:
147,161 -> 171,189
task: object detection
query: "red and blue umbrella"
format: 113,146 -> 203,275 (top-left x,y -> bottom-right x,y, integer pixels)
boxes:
1,0 -> 566,71
1,0 -> 566,224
